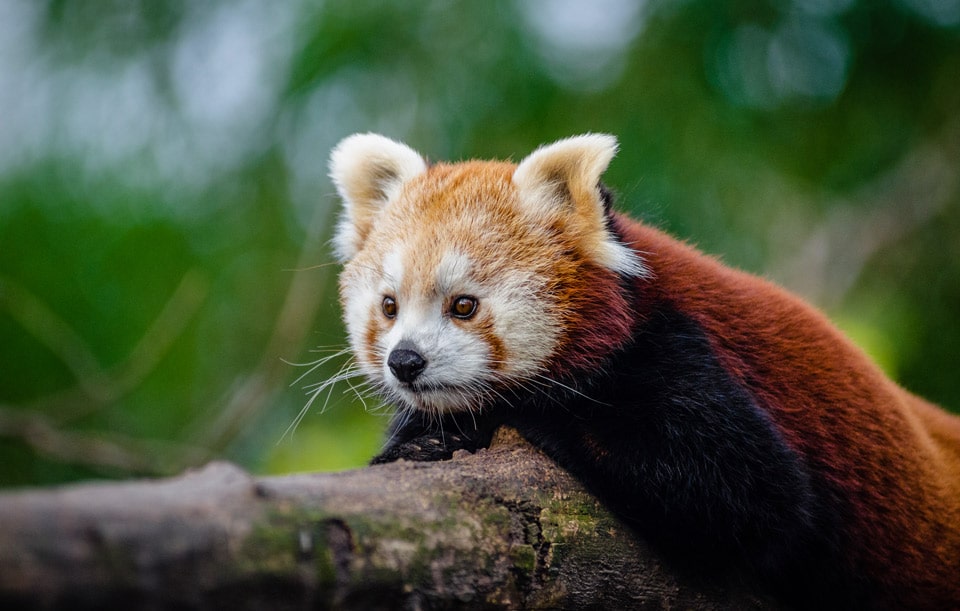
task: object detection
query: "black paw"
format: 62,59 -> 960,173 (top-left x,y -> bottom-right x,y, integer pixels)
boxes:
370,433 -> 470,465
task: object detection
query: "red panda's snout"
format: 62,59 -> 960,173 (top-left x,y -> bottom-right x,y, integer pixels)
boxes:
386,341 -> 427,384
368,286 -> 528,414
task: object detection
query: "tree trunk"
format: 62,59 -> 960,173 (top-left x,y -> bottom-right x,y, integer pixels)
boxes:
0,427 -> 778,610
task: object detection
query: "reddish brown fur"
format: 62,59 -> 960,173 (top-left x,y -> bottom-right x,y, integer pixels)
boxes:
473,315 -> 508,372
363,304 -> 385,369
331,135 -> 960,608
333,133 -> 960,606
614,215 -> 960,607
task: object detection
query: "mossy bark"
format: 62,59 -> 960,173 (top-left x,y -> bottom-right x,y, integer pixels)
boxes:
0,428 -> 778,610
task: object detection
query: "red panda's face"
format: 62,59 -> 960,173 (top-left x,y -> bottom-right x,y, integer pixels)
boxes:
330,134 -> 644,414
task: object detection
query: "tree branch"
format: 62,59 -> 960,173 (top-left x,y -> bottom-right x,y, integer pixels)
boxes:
0,428 -> 777,610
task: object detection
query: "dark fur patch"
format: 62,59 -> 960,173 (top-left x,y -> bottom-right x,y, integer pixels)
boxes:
506,307 -> 857,606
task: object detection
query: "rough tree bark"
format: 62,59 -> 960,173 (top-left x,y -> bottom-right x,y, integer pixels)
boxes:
0,427 -> 778,610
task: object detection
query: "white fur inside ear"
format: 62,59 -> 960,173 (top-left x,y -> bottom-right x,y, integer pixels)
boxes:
329,133 -> 427,261
512,133 -> 618,214
512,134 -> 648,277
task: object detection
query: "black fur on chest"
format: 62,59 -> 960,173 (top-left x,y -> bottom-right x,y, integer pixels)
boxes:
506,306 -> 859,605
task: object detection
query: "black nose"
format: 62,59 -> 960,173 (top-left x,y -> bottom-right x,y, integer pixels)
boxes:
387,345 -> 427,383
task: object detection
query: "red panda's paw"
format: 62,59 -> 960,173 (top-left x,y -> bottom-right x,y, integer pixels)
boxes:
370,433 -> 471,465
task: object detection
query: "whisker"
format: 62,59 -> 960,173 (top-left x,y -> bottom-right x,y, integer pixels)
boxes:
281,345 -> 387,444
529,372 -> 609,406
381,405 -> 414,451
279,381 -> 327,444
284,347 -> 355,387
315,360 -> 364,414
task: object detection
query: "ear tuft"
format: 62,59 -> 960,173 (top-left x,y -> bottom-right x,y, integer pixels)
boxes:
513,134 -> 647,277
329,133 -> 427,261
513,133 -> 619,205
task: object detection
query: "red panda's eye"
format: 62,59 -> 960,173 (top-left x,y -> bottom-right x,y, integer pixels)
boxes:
382,296 -> 397,319
450,296 -> 478,319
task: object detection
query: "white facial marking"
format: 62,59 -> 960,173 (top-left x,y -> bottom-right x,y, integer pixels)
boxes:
371,248 -> 492,411
380,247 -> 405,294
435,249 -> 475,297
483,268 -> 558,377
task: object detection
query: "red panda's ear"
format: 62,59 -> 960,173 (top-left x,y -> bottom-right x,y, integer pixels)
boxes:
513,134 -> 647,277
329,133 -> 427,261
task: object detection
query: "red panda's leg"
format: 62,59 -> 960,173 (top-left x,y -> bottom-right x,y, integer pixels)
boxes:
370,409 -> 500,465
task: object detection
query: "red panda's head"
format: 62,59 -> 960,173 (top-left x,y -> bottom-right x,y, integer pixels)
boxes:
330,134 -> 645,414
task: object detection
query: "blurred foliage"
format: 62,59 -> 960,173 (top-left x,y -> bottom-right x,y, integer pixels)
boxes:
1,0 -> 958,488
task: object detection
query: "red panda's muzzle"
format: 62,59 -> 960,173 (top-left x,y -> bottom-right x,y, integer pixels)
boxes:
387,341 -> 427,384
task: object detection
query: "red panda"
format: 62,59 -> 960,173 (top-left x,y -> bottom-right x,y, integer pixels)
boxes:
329,133 -> 960,609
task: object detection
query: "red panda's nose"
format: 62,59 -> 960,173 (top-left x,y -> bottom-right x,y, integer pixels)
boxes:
387,343 -> 427,384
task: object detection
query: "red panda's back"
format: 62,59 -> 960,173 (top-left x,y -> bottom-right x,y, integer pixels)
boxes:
616,214 -> 960,608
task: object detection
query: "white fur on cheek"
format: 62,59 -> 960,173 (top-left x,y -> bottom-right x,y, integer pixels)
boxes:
339,246 -> 406,380
484,269 -> 558,379
339,264 -> 381,377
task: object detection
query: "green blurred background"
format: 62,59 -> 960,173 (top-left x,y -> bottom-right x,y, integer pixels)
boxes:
1,0 -> 958,488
